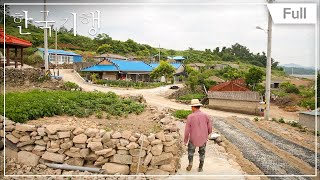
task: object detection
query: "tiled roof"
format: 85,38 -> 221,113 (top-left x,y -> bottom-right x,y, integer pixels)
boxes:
38,48 -> 81,56
209,79 -> 250,91
0,28 -> 32,47
110,59 -> 153,72
81,65 -> 118,72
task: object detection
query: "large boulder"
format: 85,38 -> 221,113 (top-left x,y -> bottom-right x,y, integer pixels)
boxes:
102,163 -> 130,175
18,151 -> 40,167
151,144 -> 163,156
41,151 -> 66,163
151,153 -> 173,166
15,124 -> 36,132
110,154 -> 132,165
73,134 -> 87,144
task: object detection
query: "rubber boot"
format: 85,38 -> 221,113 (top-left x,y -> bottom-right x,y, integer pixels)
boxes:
198,161 -> 204,172
186,161 -> 193,171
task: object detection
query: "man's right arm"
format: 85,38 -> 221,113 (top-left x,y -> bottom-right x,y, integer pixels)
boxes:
184,116 -> 191,145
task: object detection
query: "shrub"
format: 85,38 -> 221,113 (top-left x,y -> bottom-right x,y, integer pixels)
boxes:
254,117 -> 259,122
63,81 -> 80,91
271,118 -> 277,122
178,93 -> 205,101
299,98 -> 315,110
173,110 -> 192,119
280,82 -> 300,94
279,118 -> 285,123
1,90 -> 145,123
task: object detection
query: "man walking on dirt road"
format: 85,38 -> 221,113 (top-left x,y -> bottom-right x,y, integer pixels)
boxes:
184,99 -> 212,172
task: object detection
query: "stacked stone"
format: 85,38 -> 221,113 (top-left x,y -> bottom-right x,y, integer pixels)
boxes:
5,122 -> 181,175
0,116 -> 4,150
0,67 -> 42,86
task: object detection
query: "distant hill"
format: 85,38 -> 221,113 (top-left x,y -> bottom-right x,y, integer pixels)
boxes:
281,63 -> 305,68
282,67 -> 315,75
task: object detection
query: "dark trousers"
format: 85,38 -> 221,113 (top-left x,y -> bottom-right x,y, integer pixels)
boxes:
188,142 -> 206,167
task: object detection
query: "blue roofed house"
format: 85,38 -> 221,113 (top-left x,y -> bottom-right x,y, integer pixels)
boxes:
167,56 -> 185,63
37,48 -> 82,64
81,59 -> 153,81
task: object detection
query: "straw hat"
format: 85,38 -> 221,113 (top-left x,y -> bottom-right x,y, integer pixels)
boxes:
190,99 -> 203,107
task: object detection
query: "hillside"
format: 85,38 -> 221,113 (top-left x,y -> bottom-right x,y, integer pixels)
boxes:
1,12 -> 284,71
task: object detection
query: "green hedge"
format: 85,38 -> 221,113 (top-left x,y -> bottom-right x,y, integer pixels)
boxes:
0,90 -> 144,123
95,80 -> 167,89
178,93 -> 206,101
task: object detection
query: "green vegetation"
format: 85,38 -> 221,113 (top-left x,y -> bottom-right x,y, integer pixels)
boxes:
178,93 -> 206,101
2,12 -> 283,68
254,117 -> 259,122
150,61 -> 176,82
280,82 -> 300,94
245,67 -> 264,90
62,81 -> 80,91
1,90 -> 144,123
173,110 -> 192,119
95,80 -> 167,89
283,67 -> 315,75
278,118 -> 285,123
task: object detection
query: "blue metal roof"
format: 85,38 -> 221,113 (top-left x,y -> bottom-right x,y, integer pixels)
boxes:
38,48 -> 81,56
168,56 -> 185,60
111,59 -> 153,72
81,65 -> 118,72
149,62 -> 182,69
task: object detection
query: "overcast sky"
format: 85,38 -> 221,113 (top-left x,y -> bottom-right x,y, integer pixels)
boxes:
4,0 -> 319,67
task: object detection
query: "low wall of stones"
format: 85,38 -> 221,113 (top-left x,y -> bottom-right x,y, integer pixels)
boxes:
0,67 -> 42,86
5,121 -> 181,175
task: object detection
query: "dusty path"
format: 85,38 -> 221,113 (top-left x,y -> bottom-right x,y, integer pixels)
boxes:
59,69 -> 255,119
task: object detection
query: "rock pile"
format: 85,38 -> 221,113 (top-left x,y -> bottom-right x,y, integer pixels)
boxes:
5,121 -> 181,175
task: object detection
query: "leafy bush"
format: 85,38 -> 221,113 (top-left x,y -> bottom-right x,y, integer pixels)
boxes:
280,82 -> 300,94
299,98 -> 315,110
173,110 -> 192,119
279,118 -> 285,123
93,80 -> 167,89
1,90 -> 145,123
254,117 -> 259,122
63,81 -> 80,91
95,110 -> 103,119
178,93 -> 205,101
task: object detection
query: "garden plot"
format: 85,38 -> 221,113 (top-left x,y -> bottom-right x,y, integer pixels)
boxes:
236,118 -> 319,170
213,118 -> 309,178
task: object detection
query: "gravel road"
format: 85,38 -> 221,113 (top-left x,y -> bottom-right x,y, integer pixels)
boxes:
235,118 -> 319,170
213,117 -> 311,179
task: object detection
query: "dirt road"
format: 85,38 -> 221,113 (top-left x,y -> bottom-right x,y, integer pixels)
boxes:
59,69 -> 254,119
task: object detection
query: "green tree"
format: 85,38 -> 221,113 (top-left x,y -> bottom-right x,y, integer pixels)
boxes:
245,67 -> 264,90
97,44 -> 112,54
150,61 -> 175,82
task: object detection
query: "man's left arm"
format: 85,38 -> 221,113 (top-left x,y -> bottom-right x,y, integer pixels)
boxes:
207,115 -> 213,134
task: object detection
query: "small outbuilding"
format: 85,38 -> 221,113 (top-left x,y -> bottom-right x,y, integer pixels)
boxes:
37,48 -> 82,64
299,109 -> 320,131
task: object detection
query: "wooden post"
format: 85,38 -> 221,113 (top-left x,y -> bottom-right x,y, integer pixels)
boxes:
20,47 -> 23,67
6,46 -> 9,66
14,47 -> 18,68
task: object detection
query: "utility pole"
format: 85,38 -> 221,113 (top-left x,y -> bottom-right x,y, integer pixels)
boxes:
44,0 -> 49,71
158,44 -> 161,62
264,0 -> 274,121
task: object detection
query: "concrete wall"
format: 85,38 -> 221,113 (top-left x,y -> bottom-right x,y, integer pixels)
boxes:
299,114 -> 320,131
208,99 -> 259,115
102,72 -> 117,80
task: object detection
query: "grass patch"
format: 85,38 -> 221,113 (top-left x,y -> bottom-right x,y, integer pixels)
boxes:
1,90 -> 144,123
173,110 -> 192,119
177,93 -> 205,101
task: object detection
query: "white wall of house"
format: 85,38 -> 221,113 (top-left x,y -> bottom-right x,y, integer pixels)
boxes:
49,54 -> 74,64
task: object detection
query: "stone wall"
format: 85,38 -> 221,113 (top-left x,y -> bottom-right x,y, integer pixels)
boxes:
0,67 -> 42,86
5,121 -> 181,175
